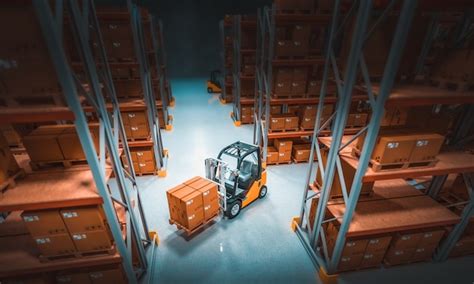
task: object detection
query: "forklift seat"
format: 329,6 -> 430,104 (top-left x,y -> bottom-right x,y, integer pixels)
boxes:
238,160 -> 257,190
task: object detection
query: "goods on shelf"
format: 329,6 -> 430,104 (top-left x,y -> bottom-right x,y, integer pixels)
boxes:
167,177 -> 220,232
22,124 -> 100,167
273,139 -> 293,164
0,133 -> 22,189
121,110 -> 150,140
269,114 -> 299,132
0,125 -> 22,147
274,0 -> 314,13
122,143 -> 157,175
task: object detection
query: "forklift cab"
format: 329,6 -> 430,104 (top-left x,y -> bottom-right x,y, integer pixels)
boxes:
207,70 -> 222,93
217,141 -> 267,218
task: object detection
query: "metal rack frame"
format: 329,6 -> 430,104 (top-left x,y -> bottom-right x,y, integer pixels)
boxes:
293,0 -> 474,274
33,0 -> 155,282
126,0 -> 168,175
219,19 -> 233,104
293,0 -> 418,273
231,15 -> 243,125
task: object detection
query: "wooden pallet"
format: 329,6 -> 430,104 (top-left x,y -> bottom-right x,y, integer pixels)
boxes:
127,136 -> 152,142
39,247 -> 116,263
267,160 -> 292,166
269,128 -> 299,133
30,159 -> 89,171
352,148 -> 438,172
169,212 -> 220,238
0,169 -> 26,193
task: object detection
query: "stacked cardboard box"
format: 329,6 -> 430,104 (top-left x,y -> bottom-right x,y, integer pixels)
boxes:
384,229 -> 445,265
0,132 -> 21,185
356,132 -> 445,165
381,107 -> 408,127
292,143 -> 315,162
450,220 -> 474,257
298,104 -> 333,130
21,206 -> 113,258
121,110 -> 150,140
0,125 -> 22,147
122,145 -> 156,175
346,113 -> 369,128
266,146 -> 279,164
273,67 -> 309,97
274,139 -> 293,164
22,124 -> 100,164
270,114 -> 299,131
241,106 -> 255,124
167,177 -> 220,231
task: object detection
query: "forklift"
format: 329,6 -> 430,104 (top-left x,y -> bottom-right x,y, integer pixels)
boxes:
205,141 -> 267,219
206,70 -> 222,94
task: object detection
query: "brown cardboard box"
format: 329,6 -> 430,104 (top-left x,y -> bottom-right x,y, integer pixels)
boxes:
23,133 -> 63,162
274,139 -> 293,152
337,253 -> 364,272
274,67 -> 293,83
241,114 -> 254,124
408,134 -> 444,162
34,234 -> 77,256
196,182 -> 219,203
368,135 -> 416,164
347,113 -> 368,127
56,273 -> 92,284
58,124 -> 100,160
166,184 -> 187,222
90,268 -> 126,284
0,125 -> 22,147
22,210 -> 68,236
292,144 -> 311,161
274,81 -> 292,95
300,116 -> 315,130
291,81 -> 306,96
71,230 -> 113,253
168,185 -> 195,225
284,115 -> 299,130
275,40 -> 292,57
270,116 -> 286,131
186,176 -> 211,190
0,133 -> 21,185
293,24 -> 311,41
360,250 -> 386,268
60,206 -> 107,233
365,236 -> 392,253
411,245 -> 437,262
384,248 -> 415,265
177,190 -> 205,230
271,105 -> 282,115
183,176 -> 202,186
450,235 -> 474,257
241,106 -> 254,116
329,238 -> 369,257
299,105 -> 317,117
417,230 -> 445,248
128,124 -> 150,139
391,232 -> 423,249
203,197 -> 220,220
267,147 -> 279,164
278,151 -> 291,163
287,105 -> 300,115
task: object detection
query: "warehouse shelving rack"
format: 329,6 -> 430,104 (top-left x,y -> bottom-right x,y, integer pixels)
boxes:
291,0 -> 474,277
253,4 -> 364,165
0,1 -> 158,282
125,0 -> 168,176
219,18 -> 234,104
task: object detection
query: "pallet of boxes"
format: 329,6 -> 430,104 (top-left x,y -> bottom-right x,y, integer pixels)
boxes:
167,176 -> 221,237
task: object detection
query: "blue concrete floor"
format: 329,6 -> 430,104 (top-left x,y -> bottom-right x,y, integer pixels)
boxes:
136,78 -> 473,284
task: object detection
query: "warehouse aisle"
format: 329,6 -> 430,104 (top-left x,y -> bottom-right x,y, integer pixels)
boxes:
137,78 -> 316,283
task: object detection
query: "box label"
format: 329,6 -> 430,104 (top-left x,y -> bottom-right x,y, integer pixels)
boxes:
23,215 -> 40,222
62,212 -> 78,218
73,234 -> 87,240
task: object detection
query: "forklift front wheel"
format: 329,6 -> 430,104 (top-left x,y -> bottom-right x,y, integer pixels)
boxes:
207,87 -> 213,93
259,185 -> 267,199
226,200 -> 242,219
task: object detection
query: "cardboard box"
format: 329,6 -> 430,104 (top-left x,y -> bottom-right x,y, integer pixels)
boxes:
90,268 -> 126,284
347,113 -> 368,127
274,139 -> 293,152
292,24 -> 311,41
0,133 -> 21,185
22,210 -> 68,237
23,134 -> 63,162
291,81 -> 306,96
203,197 -> 220,220
278,151 -> 291,163
71,230 -> 113,253
417,230 -> 445,248
274,81 -> 291,95
270,116 -> 286,131
274,67 -> 292,84
390,232 -> 423,249
409,133 -> 444,162
33,234 -> 76,256
128,124 -> 150,139
3,276 -> 50,284
271,105 -> 282,115
287,105 -> 300,115
241,106 -> 254,116
166,184 -> 187,222
300,116 -> 315,130
0,125 -> 22,147
337,253 -> 364,272
384,248 -> 415,265
292,144 -> 311,161
328,238 -> 369,257
267,146 -> 279,164
364,134 -> 416,164
284,115 -> 299,130
411,245 -> 437,262
365,236 -> 392,253
56,273 -> 92,284
177,189 -> 205,230
58,124 -> 100,160
359,250 -> 386,268
241,114 -> 254,124
60,206 -> 107,233
299,105 -> 317,117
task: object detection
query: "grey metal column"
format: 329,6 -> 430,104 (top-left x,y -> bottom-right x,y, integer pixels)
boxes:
328,0 -> 418,272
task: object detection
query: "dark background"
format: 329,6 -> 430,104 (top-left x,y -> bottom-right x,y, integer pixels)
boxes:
143,0 -> 271,77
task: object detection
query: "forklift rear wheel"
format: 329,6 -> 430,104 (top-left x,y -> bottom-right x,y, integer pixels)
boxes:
207,87 -> 213,93
259,185 -> 267,199
226,200 -> 242,219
